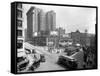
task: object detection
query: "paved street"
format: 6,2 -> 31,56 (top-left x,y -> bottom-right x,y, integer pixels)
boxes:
24,42 -> 84,71
33,46 -> 66,71
24,42 -> 66,71
35,53 -> 65,71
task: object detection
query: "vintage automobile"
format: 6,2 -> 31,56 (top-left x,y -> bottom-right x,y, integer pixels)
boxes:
57,55 -> 78,69
17,48 -> 44,72
40,54 -> 45,62
17,51 -> 29,71
17,58 -> 29,71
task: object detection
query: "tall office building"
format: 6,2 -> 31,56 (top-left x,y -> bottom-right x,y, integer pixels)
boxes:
46,10 -> 56,31
26,7 -> 41,40
38,10 -> 50,36
38,10 -> 46,31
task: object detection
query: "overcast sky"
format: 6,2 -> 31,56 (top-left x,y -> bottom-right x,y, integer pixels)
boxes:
23,4 -> 96,34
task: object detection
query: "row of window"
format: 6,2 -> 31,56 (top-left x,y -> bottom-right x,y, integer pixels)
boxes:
17,3 -> 22,27
17,3 -> 23,49
17,21 -> 23,49
17,29 -> 23,49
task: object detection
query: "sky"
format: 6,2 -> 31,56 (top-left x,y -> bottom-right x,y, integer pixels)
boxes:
23,4 -> 96,34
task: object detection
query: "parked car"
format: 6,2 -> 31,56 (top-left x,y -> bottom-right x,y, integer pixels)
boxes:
40,54 -> 45,62
57,55 -> 78,69
17,57 -> 29,71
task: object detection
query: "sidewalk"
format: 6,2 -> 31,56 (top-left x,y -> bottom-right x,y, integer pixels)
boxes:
24,42 -> 50,55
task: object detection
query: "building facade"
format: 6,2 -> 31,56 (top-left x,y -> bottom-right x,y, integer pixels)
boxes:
26,7 -> 41,40
17,3 -> 24,52
70,30 -> 91,46
26,7 -> 57,46
39,10 -> 46,32
46,10 -> 56,31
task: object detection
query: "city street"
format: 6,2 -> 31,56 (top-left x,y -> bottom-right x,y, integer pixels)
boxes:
24,42 -> 66,71
34,45 -> 84,69
35,53 -> 66,71
24,42 -> 84,71
34,46 -> 84,71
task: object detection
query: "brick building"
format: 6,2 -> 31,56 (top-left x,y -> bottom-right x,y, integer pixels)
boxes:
70,30 -> 91,46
